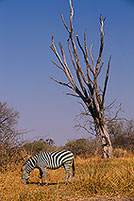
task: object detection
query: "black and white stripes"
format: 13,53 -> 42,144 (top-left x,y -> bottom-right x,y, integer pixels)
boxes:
21,150 -> 75,184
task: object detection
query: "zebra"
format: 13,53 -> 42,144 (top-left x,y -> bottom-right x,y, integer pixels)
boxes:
21,150 -> 75,185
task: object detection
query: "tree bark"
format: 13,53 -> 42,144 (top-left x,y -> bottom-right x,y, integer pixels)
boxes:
99,123 -> 113,158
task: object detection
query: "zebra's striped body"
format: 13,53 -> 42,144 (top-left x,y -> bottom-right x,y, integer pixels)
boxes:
21,150 -> 75,184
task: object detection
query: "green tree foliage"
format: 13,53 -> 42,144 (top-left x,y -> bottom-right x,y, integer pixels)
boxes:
23,138 -> 55,156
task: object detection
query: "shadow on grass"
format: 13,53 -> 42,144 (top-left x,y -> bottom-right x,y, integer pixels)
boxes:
27,181 -> 65,186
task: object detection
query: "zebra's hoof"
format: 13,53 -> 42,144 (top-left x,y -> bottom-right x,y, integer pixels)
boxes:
65,181 -> 71,185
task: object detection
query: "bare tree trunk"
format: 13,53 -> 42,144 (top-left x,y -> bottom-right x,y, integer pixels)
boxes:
99,123 -> 113,158
93,107 -> 113,158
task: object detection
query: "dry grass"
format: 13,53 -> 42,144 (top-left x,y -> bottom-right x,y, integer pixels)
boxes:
0,156 -> 134,201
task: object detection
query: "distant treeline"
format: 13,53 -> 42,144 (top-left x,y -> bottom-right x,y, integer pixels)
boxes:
0,101 -> 134,172
22,120 -> 134,157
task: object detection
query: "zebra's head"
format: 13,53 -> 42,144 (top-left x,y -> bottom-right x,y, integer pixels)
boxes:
21,157 -> 36,184
21,163 -> 30,184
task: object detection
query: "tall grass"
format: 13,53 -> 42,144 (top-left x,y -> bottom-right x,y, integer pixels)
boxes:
73,156 -> 134,197
0,155 -> 134,200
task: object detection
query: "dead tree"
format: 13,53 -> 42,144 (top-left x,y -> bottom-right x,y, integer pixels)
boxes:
50,0 -> 113,158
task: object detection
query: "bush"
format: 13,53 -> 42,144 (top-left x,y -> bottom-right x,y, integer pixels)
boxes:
0,102 -> 25,172
113,148 -> 131,158
23,138 -> 56,156
0,144 -> 27,172
64,138 -> 99,157
108,120 -> 134,152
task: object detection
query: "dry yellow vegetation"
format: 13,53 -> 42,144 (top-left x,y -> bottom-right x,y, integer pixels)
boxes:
0,156 -> 134,201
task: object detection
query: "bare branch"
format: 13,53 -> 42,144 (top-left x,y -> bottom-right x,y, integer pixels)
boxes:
84,31 -> 89,60
108,106 -> 122,122
49,36 -> 66,70
69,0 -> 73,33
77,101 -> 93,118
50,37 -> 77,89
92,16 -> 106,107
65,93 -> 80,98
84,32 -> 92,83
97,61 -> 104,76
68,39 -> 89,98
102,56 -> 111,105
51,60 -> 64,71
96,15 -> 105,72
105,99 -> 117,111
61,14 -> 71,33
68,1 -> 90,88
50,76 -> 74,90
89,40 -> 95,72
58,42 -> 75,82
76,35 -> 94,75
75,123 -> 95,136
76,35 -> 95,97
67,39 -> 77,71
105,102 -> 127,123
67,38 -> 89,97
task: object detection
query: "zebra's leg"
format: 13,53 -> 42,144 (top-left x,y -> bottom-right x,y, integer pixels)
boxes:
39,168 -> 43,184
63,163 -> 71,184
22,170 -> 30,184
40,167 -> 48,185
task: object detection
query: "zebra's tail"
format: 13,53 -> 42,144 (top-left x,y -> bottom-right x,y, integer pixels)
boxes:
72,159 -> 75,177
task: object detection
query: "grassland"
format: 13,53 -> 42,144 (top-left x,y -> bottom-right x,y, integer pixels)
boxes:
0,156 -> 134,201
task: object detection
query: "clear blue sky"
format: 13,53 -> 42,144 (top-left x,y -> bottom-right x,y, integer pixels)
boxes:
0,0 -> 134,145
